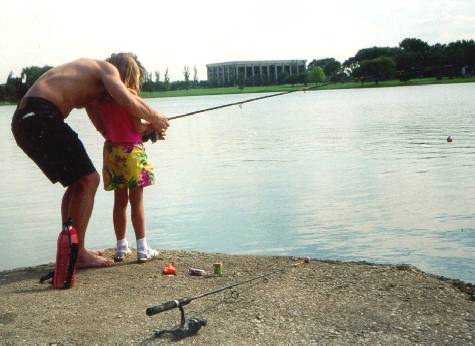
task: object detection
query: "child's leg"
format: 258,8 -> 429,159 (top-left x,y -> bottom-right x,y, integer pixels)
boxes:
130,187 -> 159,262
129,186 -> 145,240
113,188 -> 130,260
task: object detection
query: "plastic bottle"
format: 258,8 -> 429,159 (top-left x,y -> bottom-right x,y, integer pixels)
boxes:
53,218 -> 79,289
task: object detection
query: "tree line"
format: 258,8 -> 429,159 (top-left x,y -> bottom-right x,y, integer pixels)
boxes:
140,65 -> 209,92
0,64 -> 207,102
310,38 -> 475,84
1,37 -> 474,102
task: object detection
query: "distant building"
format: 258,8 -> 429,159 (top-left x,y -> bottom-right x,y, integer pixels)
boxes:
207,60 -> 306,86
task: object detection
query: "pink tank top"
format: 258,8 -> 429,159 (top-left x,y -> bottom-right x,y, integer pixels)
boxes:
98,101 -> 142,143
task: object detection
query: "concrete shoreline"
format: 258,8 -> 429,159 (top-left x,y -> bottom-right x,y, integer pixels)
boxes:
1,249 -> 474,344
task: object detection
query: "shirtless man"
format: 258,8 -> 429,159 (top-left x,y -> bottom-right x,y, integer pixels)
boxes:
11,53 -> 169,268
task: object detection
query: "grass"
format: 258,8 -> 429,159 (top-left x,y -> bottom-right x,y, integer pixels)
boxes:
1,77 -> 474,106
140,76 -> 475,99
140,84 -> 307,98
316,76 -> 475,90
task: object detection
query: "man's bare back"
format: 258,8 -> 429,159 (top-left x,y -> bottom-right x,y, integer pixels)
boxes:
25,59 -> 106,117
24,58 -> 169,132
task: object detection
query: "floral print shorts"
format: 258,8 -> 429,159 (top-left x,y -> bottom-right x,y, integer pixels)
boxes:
102,142 -> 155,191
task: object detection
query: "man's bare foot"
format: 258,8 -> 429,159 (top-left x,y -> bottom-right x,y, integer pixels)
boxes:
89,249 -> 105,256
77,248 -> 114,268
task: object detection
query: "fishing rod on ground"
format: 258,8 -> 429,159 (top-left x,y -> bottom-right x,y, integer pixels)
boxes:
142,84 -> 326,142
145,257 -> 310,340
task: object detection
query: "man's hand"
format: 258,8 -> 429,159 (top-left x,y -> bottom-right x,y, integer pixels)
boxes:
157,128 -> 167,140
151,112 -> 170,134
142,122 -> 168,143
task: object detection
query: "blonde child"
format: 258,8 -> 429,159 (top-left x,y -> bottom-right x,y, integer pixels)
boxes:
88,55 -> 160,262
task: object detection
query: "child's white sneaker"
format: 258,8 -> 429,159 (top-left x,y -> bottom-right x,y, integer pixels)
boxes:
137,248 -> 160,263
114,247 -> 132,262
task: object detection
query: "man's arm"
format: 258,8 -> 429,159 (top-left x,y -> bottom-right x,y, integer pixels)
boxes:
127,88 -> 148,134
132,118 -> 148,134
98,61 -> 169,132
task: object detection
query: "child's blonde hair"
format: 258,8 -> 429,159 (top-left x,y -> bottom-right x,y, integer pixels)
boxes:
106,52 -> 146,92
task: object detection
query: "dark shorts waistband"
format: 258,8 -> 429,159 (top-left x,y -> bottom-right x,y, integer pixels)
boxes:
13,97 -> 64,123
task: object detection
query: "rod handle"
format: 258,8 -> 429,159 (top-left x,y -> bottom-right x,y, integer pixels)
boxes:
146,297 -> 191,316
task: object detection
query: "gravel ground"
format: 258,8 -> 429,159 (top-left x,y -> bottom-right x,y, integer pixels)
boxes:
0,250 -> 474,345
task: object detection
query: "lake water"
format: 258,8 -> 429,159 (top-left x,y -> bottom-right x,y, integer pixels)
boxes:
0,83 -> 474,283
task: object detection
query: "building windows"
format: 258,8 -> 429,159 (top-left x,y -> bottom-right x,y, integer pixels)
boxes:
207,60 -> 307,86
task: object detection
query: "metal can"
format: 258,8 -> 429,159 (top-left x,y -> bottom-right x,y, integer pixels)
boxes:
213,262 -> 223,276
189,268 -> 207,276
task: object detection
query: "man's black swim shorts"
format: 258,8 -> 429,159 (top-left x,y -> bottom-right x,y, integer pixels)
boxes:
11,97 -> 96,187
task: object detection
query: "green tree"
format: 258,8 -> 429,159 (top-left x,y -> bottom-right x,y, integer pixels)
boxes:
141,71 -> 155,91
396,38 -> 430,77
446,40 -> 475,70
308,58 -> 342,81
21,65 -> 52,90
399,38 -> 430,52
5,72 -> 26,100
183,65 -> 190,88
307,66 -> 326,85
193,65 -> 198,87
164,68 -> 170,90
344,46 -> 399,76
0,84 -> 6,101
354,56 -> 396,83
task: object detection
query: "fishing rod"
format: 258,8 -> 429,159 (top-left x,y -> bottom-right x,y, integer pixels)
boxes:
143,84 -> 325,142
168,84 -> 322,121
145,257 -> 310,340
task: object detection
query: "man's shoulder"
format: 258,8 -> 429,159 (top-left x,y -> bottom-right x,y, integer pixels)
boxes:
66,58 -> 116,80
72,58 -> 108,68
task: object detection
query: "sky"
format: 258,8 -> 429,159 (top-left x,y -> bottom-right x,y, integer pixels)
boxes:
1,0 -> 474,82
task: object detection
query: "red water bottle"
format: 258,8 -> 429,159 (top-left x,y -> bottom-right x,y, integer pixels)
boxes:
53,218 -> 79,289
